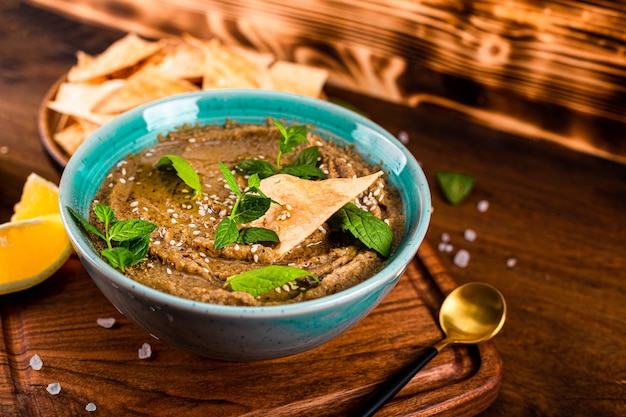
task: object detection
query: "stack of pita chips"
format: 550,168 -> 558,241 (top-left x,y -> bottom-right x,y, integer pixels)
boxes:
47,33 -> 329,156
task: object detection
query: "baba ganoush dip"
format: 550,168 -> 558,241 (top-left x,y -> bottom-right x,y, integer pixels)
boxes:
91,121 -> 404,306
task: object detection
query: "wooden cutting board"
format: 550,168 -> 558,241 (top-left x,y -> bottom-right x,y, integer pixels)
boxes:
0,241 -> 502,416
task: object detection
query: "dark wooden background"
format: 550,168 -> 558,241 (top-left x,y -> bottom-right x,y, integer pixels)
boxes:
1,1 -> 626,416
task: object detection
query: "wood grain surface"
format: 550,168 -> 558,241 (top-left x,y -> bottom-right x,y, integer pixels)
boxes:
0,243 -> 502,416
25,0 -> 626,163
1,2 -> 626,416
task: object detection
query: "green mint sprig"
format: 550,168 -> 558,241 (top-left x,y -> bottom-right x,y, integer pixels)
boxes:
214,162 -> 279,249
328,202 -> 393,257
67,204 -> 157,272
234,120 -> 326,180
225,265 -> 318,297
158,154 -> 202,198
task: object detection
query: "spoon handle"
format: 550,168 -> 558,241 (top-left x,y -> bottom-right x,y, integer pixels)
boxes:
355,346 -> 439,417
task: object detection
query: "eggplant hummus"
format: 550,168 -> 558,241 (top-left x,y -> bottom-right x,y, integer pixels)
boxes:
92,121 -> 404,306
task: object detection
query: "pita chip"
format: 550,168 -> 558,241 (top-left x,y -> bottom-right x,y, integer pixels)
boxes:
269,61 -> 329,98
185,37 -> 274,90
152,41 -> 206,80
67,33 -> 167,82
53,118 -> 100,155
47,79 -> 125,125
252,172 -> 383,258
91,64 -> 200,114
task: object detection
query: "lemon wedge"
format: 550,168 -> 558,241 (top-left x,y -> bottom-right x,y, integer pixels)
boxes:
0,173 -> 72,294
11,172 -> 61,220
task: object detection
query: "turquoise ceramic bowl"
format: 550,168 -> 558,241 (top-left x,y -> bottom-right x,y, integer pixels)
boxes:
59,90 -> 431,361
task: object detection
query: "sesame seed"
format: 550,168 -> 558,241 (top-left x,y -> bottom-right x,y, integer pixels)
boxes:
275,287 -> 282,294
282,284 -> 290,292
171,218 -> 177,224
253,254 -> 259,263
169,240 -> 176,245
477,200 -> 490,212
166,268 -> 172,274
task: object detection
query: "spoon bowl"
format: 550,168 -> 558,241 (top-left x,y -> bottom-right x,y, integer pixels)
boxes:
436,281 -> 507,349
358,281 -> 506,416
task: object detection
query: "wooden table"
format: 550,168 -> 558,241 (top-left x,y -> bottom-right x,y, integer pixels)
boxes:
1,2 -> 625,416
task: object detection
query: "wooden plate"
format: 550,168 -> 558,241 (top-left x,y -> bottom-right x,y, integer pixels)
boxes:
38,75 -> 70,168
0,242 -> 503,416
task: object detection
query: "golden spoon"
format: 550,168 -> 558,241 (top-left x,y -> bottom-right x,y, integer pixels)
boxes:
357,281 -> 507,416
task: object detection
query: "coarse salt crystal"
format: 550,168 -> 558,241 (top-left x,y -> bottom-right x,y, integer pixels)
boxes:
438,242 -> 454,253
397,131 -> 409,144
86,403 -> 97,412
506,257 -> 518,268
453,249 -> 470,268
46,382 -> 61,395
464,229 -> 477,242
97,317 -> 116,329
29,354 -> 43,370
477,200 -> 490,212
138,342 -> 152,359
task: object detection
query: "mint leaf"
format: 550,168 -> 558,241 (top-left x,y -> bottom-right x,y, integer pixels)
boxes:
67,206 -> 105,241
277,123 -> 308,155
108,219 -> 158,242
158,154 -> 202,198
119,234 -> 151,264
215,162 -> 276,250
435,171 -> 474,205
67,203 -> 157,272
101,247 -> 135,273
232,195 -> 271,224
280,164 -> 326,179
225,265 -> 317,297
275,121 -> 308,170
214,217 -> 239,249
235,159 -> 275,179
219,161 -> 241,197
329,202 -> 393,257
94,203 -> 116,226
237,227 -> 279,245
292,146 -> 319,167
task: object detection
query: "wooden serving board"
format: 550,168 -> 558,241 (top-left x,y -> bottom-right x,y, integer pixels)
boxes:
0,242 -> 502,416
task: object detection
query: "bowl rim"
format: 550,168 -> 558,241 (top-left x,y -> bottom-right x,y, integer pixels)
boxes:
59,89 -> 431,317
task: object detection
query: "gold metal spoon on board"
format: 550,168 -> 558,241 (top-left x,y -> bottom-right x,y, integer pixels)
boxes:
357,281 -> 507,417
